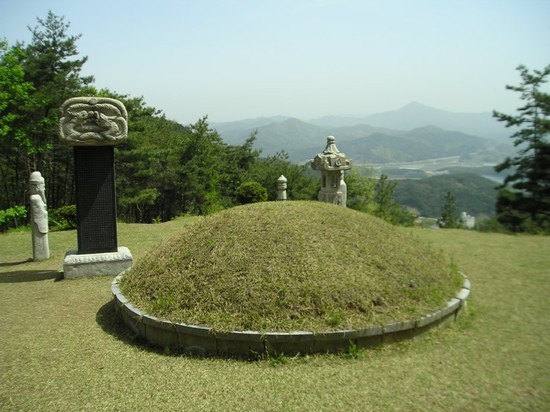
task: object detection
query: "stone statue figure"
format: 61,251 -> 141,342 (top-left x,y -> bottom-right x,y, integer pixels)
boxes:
29,171 -> 50,260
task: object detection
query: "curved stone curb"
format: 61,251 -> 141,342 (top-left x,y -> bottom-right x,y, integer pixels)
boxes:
112,271 -> 471,358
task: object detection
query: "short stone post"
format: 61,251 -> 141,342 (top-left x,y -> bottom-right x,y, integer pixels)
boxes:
339,170 -> 347,206
277,175 -> 287,200
311,136 -> 351,207
58,97 -> 133,279
29,171 -> 49,261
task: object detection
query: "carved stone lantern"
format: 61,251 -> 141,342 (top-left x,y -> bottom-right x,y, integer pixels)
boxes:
311,136 -> 351,207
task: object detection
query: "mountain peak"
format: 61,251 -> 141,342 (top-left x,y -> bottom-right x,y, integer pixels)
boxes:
401,101 -> 429,109
396,102 -> 443,113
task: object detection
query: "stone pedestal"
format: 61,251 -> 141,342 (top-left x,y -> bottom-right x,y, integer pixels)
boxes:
63,247 -> 133,279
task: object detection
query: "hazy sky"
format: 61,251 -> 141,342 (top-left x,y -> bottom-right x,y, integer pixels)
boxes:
2,0 -> 549,124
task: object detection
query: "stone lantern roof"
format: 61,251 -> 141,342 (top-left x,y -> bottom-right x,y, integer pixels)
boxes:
311,136 -> 351,172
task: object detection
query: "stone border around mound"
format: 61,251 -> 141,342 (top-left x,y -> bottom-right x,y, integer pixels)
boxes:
111,272 -> 471,358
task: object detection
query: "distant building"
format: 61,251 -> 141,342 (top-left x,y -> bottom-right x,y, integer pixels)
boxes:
460,212 -> 475,229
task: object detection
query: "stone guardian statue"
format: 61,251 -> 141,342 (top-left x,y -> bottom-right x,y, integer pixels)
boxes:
29,171 -> 50,260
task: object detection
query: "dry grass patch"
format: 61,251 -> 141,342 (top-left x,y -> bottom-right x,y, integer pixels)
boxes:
122,201 -> 462,332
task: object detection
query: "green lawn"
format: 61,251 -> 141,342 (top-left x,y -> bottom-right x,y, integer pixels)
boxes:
1,218 -> 549,411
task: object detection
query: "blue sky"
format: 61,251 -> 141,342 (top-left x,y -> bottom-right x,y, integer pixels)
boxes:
2,0 -> 549,124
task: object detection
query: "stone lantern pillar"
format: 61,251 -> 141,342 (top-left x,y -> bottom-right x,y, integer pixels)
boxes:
277,175 -> 287,200
311,136 -> 351,207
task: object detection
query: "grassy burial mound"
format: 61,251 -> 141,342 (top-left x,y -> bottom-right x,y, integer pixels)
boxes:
121,201 -> 463,333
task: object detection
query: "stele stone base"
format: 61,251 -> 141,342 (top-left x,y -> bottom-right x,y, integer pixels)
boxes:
63,247 -> 133,279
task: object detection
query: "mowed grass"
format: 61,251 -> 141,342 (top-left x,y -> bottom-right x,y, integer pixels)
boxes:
0,210 -> 549,411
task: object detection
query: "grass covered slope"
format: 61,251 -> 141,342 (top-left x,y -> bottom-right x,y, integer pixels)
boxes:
121,201 -> 462,332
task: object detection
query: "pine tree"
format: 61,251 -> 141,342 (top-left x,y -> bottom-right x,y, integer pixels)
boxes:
23,11 -> 94,208
493,65 -> 550,233
438,191 -> 460,228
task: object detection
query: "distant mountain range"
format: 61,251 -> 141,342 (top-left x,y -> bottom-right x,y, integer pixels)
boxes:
212,103 -> 513,164
309,102 -> 508,139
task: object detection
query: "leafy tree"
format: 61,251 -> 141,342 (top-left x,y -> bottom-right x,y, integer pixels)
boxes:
179,117 -> 232,215
438,191 -> 461,228
113,93 -> 190,222
217,131 -> 260,207
493,64 -> 550,233
0,205 -> 28,232
346,168 -> 377,214
0,41 -> 36,209
0,12 -> 94,212
346,171 -> 415,226
236,181 -> 268,204
48,204 -> 77,231
115,110 -> 262,222
373,174 -> 416,226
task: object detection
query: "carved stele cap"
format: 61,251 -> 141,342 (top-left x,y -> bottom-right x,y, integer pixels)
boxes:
29,171 -> 44,183
58,97 -> 128,146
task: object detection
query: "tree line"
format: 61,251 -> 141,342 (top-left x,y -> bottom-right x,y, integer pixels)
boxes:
1,12 -> 414,229
2,12 -> 548,233
0,12 -> 314,224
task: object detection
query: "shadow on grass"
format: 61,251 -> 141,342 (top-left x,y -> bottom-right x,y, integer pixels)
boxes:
0,270 -> 63,283
95,301 -> 256,359
0,259 -> 32,267
95,300 -> 163,354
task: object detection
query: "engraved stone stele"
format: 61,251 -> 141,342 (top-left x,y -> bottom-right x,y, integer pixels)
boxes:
311,136 -> 352,207
58,97 -> 128,146
29,171 -> 50,261
277,175 -> 287,200
59,96 -> 133,278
